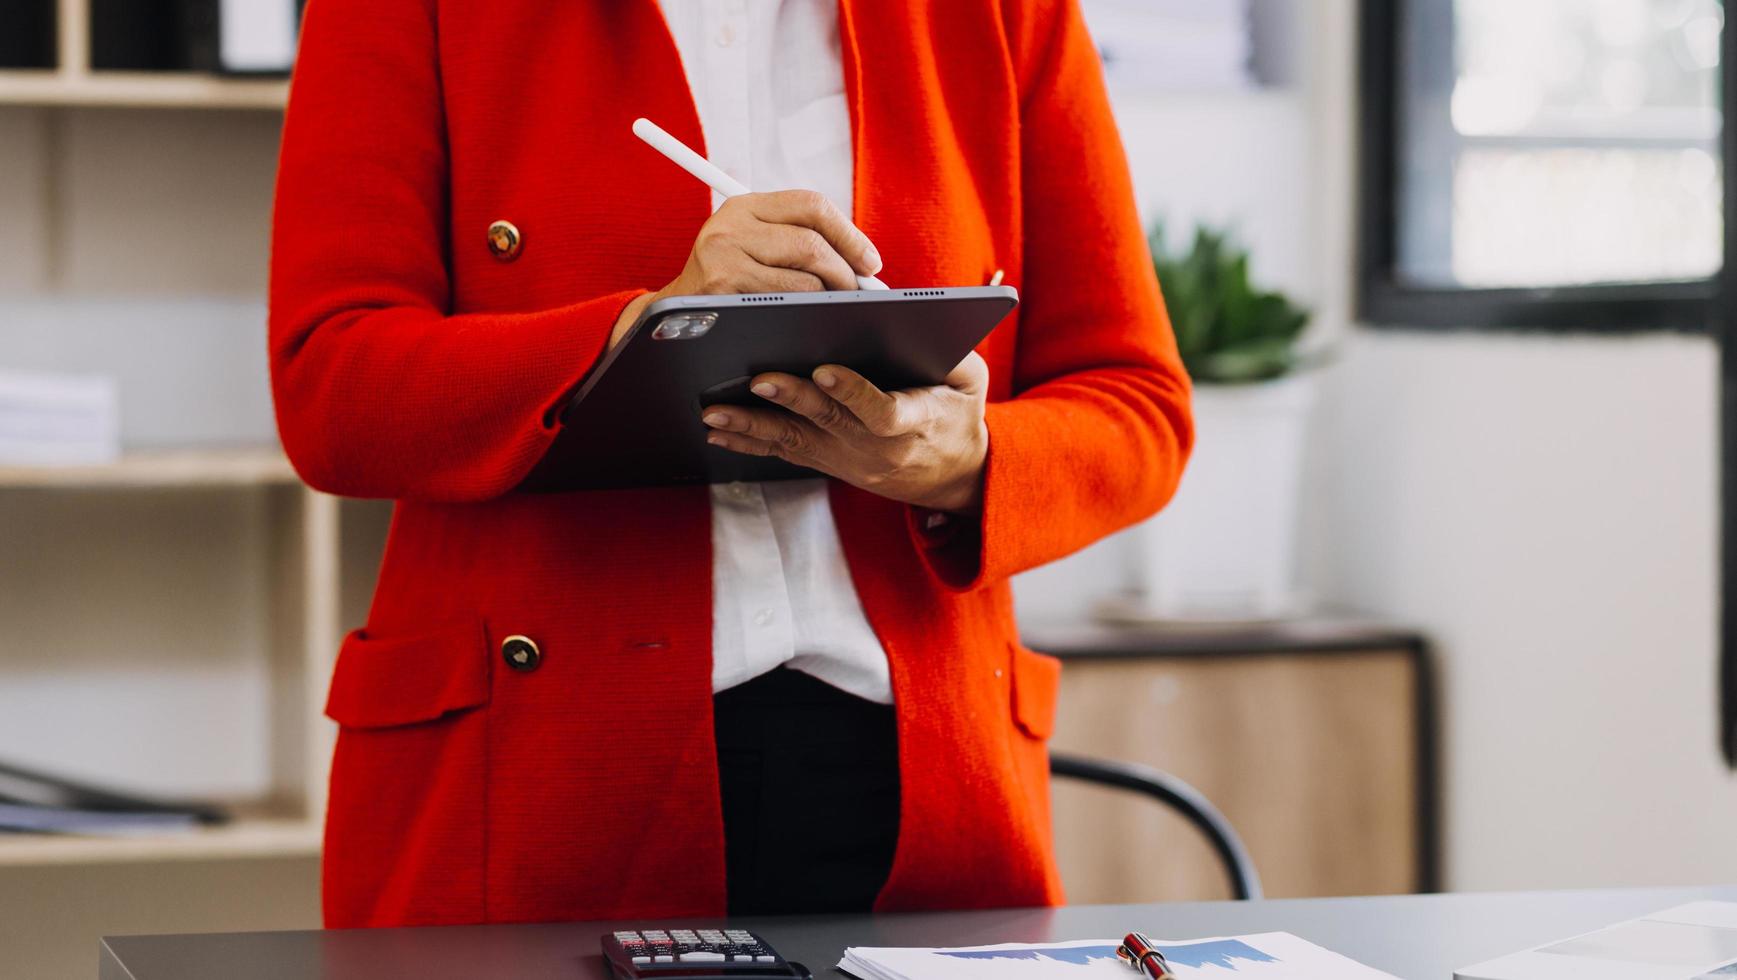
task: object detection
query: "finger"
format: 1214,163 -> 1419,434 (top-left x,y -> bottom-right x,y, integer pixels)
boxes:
701,406 -> 822,460
812,364 -> 907,436
742,224 -> 859,292
705,431 -> 837,481
748,373 -> 857,434
945,351 -> 991,395
747,189 -> 883,278
704,430 -> 782,459
724,260 -> 826,294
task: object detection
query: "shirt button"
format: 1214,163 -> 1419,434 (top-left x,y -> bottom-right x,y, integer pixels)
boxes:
716,23 -> 737,47
753,609 -> 775,627
501,635 -> 541,672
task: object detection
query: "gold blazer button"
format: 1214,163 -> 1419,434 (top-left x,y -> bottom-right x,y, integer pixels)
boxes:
486,220 -> 522,261
501,634 -> 541,672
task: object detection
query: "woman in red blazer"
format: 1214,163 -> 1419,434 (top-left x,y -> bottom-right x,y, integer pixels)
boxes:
271,0 -> 1192,928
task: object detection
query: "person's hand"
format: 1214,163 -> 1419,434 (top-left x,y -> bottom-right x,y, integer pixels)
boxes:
700,353 -> 991,515
611,189 -> 882,348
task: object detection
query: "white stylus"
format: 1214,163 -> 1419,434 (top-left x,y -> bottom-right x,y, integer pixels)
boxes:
632,117 -> 889,291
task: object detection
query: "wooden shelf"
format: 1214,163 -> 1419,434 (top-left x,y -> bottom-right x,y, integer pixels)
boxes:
0,817 -> 320,866
0,447 -> 298,489
0,70 -> 287,110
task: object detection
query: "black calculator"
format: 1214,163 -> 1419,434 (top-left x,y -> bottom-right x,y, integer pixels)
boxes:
601,928 -> 812,980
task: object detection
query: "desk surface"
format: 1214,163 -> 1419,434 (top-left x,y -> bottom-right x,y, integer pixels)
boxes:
100,886 -> 1737,980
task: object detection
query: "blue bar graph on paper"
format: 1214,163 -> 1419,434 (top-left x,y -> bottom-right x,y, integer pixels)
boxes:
939,940 -> 1281,971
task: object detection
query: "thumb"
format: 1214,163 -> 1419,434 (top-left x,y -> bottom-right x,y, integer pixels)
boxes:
945,351 -> 990,396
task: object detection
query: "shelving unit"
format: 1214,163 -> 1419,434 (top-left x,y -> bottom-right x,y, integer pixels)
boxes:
0,447 -> 390,980
0,448 -> 382,871
0,0 -> 289,111
0,447 -> 297,489
0,6 -> 368,970
0,816 -> 321,867
0,70 -> 287,110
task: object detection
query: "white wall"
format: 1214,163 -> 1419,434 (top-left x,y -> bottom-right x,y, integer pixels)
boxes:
1025,0 -> 1737,892
1300,0 -> 1737,890
1014,84 -> 1320,622
1315,331 -> 1735,889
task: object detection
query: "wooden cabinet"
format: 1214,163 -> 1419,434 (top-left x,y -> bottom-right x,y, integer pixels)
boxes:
1029,620 -> 1434,904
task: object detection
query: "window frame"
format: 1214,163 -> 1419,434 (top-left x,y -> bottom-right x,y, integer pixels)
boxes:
1719,0 -> 1737,769
1355,0 -> 1720,334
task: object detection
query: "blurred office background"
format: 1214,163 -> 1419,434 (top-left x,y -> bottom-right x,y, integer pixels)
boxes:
1,0 -> 1734,977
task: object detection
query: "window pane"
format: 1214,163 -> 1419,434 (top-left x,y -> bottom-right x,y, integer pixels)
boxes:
1396,0 -> 1724,290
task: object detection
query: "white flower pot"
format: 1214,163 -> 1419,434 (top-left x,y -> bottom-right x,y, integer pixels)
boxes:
1132,372 -> 1315,620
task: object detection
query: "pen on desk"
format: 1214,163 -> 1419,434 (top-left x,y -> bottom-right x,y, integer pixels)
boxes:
1120,932 -> 1176,980
631,117 -> 889,291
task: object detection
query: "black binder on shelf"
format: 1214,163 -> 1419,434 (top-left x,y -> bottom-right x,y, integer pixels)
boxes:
88,0 -> 302,75
0,0 -> 57,69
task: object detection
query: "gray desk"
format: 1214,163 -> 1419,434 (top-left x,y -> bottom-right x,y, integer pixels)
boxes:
101,886 -> 1736,980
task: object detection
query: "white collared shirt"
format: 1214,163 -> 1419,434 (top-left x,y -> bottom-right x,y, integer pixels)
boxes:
656,0 -> 893,705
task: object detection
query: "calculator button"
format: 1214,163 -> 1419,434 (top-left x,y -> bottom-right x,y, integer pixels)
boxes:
632,956 -> 652,964
731,954 -> 755,962
653,955 -> 674,963
756,955 -> 777,963
699,930 -> 727,943
681,952 -> 726,962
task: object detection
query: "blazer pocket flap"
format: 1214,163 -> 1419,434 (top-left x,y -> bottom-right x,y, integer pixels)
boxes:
1011,644 -> 1062,739
325,622 -> 490,729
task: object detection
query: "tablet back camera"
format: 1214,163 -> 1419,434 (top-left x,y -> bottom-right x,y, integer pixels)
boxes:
652,312 -> 718,340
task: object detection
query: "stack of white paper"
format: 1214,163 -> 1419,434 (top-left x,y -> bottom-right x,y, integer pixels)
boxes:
840,935 -> 1400,980
1081,0 -> 1253,93
0,369 -> 120,466
1456,902 -> 1737,980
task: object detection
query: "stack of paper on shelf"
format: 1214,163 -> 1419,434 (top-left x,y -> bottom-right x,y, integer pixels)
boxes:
0,369 -> 120,467
0,803 -> 202,836
840,936 -> 1400,980
0,759 -> 224,837
1081,0 -> 1253,92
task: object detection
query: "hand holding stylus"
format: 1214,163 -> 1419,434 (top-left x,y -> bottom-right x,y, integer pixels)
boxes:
609,190 -> 885,348
609,120 -> 888,348
632,118 -> 888,291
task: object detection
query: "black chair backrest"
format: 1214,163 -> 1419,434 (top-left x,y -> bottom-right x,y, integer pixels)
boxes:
1049,752 -> 1263,901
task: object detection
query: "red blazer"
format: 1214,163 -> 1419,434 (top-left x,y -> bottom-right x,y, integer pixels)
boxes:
271,0 -> 1192,928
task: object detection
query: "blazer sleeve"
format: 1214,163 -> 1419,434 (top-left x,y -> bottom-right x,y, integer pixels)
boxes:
912,0 -> 1195,589
269,0 -> 645,502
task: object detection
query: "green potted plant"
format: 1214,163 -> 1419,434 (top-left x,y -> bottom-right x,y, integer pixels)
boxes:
1128,224 -> 1317,621
1155,225 -> 1311,384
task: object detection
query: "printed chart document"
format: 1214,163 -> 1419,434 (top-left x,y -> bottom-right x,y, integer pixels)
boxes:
839,935 -> 1399,980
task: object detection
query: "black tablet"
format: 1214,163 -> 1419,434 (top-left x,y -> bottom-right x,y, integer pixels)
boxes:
518,285 -> 1018,492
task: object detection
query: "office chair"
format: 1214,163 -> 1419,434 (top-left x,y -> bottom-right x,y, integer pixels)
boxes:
1049,752 -> 1263,901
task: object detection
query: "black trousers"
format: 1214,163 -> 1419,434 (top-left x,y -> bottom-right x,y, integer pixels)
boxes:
712,667 -> 900,916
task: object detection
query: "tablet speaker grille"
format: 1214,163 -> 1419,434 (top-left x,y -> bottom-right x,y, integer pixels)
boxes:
740,295 -> 786,303
901,290 -> 946,298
